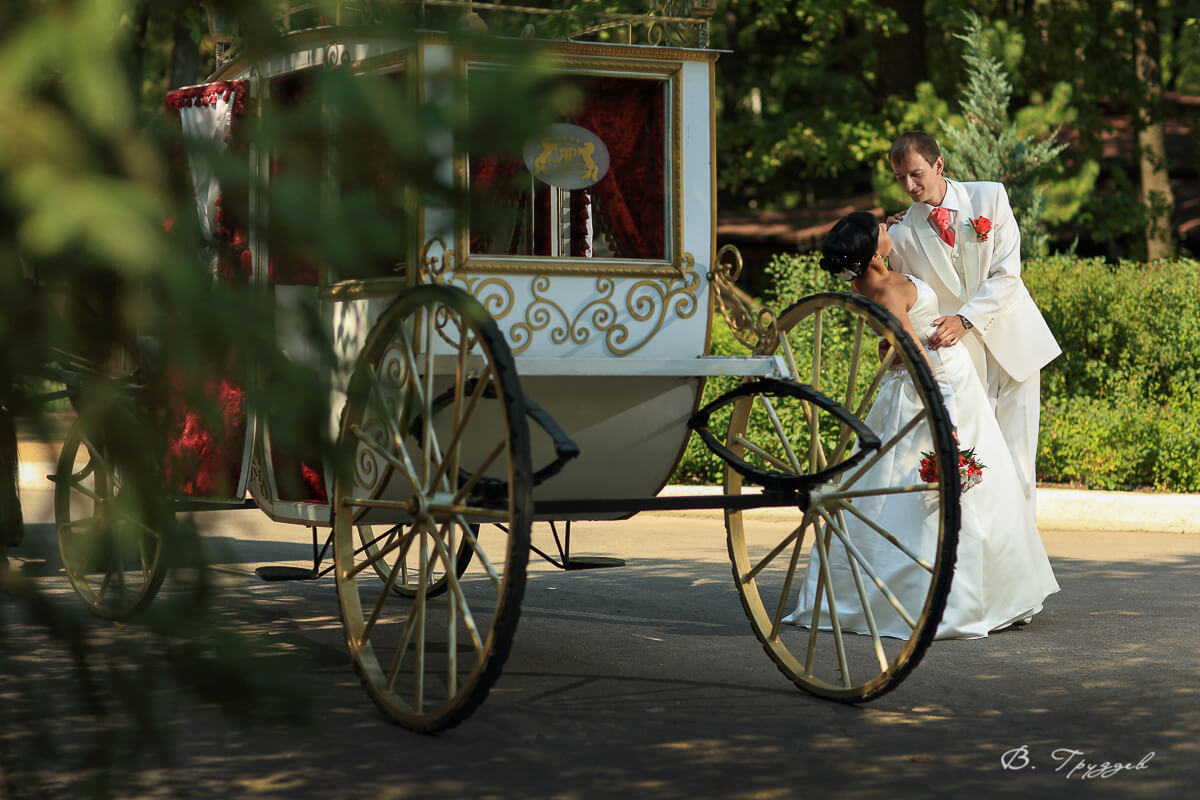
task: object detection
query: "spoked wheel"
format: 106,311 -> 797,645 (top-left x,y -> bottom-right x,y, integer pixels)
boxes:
53,410 -> 171,620
723,292 -> 960,702
356,522 -> 475,598
333,284 -> 532,733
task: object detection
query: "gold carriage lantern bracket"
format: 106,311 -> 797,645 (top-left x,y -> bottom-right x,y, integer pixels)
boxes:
205,2 -> 236,69
710,244 -> 780,355
688,0 -> 718,46
567,0 -> 717,48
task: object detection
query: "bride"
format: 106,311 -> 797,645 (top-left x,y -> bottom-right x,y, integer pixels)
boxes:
788,211 -> 1059,639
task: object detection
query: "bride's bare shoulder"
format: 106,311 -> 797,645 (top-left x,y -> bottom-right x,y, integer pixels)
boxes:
885,272 -> 918,308
859,275 -> 913,317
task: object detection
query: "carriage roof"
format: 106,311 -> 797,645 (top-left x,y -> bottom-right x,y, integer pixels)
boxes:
201,1 -> 720,78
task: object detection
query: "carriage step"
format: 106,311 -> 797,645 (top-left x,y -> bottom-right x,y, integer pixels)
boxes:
563,556 -> 625,570
254,566 -> 317,581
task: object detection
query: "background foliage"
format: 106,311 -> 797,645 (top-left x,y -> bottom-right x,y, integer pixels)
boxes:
713,0 -> 1200,259
1025,255 -> 1200,490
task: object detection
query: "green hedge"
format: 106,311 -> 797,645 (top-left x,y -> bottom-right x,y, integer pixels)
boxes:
673,253 -> 1200,492
1027,256 -> 1200,491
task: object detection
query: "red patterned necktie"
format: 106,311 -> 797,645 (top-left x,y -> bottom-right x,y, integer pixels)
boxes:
929,206 -> 955,247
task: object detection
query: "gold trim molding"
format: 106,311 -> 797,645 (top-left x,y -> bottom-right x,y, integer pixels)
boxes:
420,32 -> 721,64
422,239 -> 700,356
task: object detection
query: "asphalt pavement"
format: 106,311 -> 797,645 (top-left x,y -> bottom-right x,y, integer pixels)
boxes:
4,479 -> 1200,800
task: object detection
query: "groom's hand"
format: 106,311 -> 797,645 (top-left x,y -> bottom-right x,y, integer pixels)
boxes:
928,315 -> 966,349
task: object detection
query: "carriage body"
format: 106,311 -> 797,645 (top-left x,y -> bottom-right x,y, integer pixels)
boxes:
166,17 -> 784,525
50,2 -> 964,732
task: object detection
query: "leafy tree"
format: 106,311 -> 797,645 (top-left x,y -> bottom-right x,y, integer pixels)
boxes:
1133,0 -> 1175,259
937,12 -> 1069,256
1009,0 -> 1200,258
707,0 -> 1198,258
711,0 -> 910,210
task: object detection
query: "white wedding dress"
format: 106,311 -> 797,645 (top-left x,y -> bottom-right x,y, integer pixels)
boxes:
788,276 -> 1059,639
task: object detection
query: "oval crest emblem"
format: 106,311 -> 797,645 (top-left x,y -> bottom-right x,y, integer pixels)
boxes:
522,123 -> 610,190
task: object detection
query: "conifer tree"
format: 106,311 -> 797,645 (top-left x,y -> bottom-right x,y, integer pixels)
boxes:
939,13 -> 1066,257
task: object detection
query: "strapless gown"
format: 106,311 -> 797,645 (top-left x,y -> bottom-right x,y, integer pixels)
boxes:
788,276 -> 1059,639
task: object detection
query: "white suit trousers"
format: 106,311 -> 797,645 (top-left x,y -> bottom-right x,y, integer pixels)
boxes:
984,348 -> 1041,513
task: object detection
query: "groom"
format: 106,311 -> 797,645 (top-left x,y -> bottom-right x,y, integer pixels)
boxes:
884,131 -> 1060,505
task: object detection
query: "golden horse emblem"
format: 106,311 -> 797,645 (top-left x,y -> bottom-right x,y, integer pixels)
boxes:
523,124 -> 609,190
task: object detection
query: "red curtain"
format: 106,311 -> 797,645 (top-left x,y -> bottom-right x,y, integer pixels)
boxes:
468,156 -> 535,254
570,189 -> 591,257
164,80 -> 253,282
573,77 -> 665,260
162,77 -> 329,502
270,444 -> 329,503
267,72 -> 321,286
164,371 -> 247,497
163,82 -> 251,497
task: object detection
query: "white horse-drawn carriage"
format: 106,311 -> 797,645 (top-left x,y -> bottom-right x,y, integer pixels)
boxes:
53,1 -> 961,732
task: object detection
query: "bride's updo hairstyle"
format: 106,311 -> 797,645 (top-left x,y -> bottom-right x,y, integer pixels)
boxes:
819,211 -> 878,281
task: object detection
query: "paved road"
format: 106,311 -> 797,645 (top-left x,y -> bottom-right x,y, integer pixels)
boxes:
4,486 -> 1199,799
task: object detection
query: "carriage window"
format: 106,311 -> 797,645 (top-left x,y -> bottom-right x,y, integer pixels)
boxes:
465,68 -> 671,268
268,66 -> 410,286
329,67 -> 411,282
267,68 -> 323,286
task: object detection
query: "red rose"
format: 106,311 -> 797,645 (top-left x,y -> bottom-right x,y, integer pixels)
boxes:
920,439 -> 987,494
970,216 -> 991,242
919,455 -> 938,482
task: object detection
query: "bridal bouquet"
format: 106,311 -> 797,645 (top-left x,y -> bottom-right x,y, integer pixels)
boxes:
919,433 -> 985,494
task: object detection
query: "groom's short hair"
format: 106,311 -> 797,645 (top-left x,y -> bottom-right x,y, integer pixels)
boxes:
889,131 -> 941,167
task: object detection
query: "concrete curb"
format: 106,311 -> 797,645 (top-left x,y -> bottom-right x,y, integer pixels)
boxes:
17,434 -> 1200,534
1032,487 -> 1200,534
17,439 -> 63,488
655,485 -> 1200,534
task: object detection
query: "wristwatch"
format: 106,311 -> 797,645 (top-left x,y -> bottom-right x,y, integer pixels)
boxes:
958,314 -> 974,330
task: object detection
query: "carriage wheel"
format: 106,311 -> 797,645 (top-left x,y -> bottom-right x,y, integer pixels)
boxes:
725,292 -> 960,702
332,284 -> 532,733
356,522 -> 475,598
54,411 -> 170,620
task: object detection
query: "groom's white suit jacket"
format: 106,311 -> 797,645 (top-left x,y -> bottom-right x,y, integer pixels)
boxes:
888,178 -> 1061,384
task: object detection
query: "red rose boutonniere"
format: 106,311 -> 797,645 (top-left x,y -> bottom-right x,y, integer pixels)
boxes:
969,216 -> 991,242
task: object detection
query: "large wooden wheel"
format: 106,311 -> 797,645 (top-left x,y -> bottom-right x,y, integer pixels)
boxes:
53,409 -> 171,620
723,292 -> 960,702
332,284 -> 532,733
